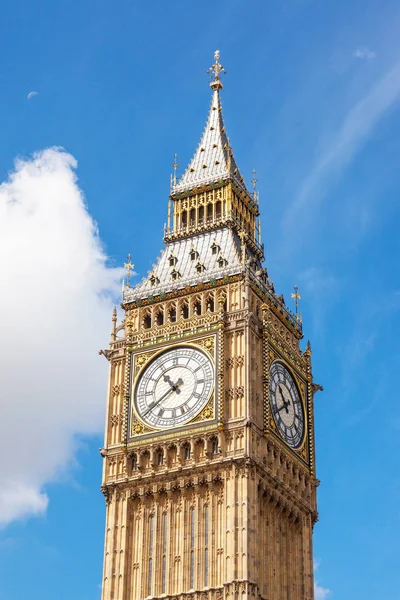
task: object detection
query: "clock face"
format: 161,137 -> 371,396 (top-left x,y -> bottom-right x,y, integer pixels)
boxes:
134,346 -> 214,429
269,362 -> 305,448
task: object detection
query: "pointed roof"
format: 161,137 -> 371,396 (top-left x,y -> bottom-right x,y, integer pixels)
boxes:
122,228 -> 244,304
171,51 -> 247,195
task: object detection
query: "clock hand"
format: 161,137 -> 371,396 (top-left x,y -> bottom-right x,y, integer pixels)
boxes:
164,374 -> 184,394
275,400 -> 290,414
278,385 -> 290,413
164,374 -> 174,389
142,387 -> 175,417
174,378 -> 183,395
142,378 -> 185,417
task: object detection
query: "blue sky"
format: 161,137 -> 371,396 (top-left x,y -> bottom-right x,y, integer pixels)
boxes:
0,0 -> 400,598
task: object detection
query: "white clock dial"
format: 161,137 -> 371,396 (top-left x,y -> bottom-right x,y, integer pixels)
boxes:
134,346 -> 214,429
269,361 -> 305,448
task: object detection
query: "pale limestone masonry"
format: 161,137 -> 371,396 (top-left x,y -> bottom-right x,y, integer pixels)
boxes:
99,51 -> 319,600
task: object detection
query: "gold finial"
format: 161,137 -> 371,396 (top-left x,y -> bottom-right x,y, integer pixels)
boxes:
207,50 -> 226,91
172,153 -> 179,186
251,169 -> 258,191
167,199 -> 172,231
251,169 -> 259,204
291,285 -> 302,322
124,254 -> 134,287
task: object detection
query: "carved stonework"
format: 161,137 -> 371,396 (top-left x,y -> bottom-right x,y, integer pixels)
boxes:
99,54 -> 319,600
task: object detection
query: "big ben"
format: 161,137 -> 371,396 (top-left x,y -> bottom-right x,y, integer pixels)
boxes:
100,51 -> 319,600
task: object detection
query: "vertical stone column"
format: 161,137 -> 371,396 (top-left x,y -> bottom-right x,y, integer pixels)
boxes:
302,514 -> 314,600
217,294 -> 225,430
116,489 -> 129,599
101,489 -> 119,600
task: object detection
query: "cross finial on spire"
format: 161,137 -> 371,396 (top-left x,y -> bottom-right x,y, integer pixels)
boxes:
291,285 -> 302,322
251,169 -> 259,204
172,153 -> 179,186
124,253 -> 134,287
251,169 -> 258,191
207,50 -> 226,91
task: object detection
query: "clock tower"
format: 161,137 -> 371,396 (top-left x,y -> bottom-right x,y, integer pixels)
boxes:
100,51 -> 319,600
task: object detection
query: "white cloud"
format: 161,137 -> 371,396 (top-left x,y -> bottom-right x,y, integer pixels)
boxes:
354,47 -> 376,60
285,59 -> 400,229
315,582 -> 331,599
0,148 -> 122,527
314,560 -> 331,599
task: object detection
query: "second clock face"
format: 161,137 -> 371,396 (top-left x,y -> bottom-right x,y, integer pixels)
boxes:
134,346 -> 214,429
269,361 -> 305,448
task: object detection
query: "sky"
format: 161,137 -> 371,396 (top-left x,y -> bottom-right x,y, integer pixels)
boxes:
0,0 -> 399,598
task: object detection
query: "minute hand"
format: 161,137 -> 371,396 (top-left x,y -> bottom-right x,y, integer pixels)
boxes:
142,387 -> 175,418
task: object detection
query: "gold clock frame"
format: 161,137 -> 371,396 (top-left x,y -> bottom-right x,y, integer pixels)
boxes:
127,334 -> 218,441
267,350 -> 310,464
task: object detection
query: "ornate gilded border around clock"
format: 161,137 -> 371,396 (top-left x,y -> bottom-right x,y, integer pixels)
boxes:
304,344 -> 315,475
261,304 -> 271,435
127,333 -> 218,440
267,346 -> 310,464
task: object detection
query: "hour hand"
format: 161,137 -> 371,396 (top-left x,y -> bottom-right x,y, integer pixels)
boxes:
174,377 -> 183,394
164,374 -> 174,389
275,398 -> 290,414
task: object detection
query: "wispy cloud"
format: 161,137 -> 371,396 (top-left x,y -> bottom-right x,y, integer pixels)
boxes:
284,59 -> 400,230
314,560 -> 331,599
354,47 -> 376,60
315,582 -> 331,600
298,266 -> 340,339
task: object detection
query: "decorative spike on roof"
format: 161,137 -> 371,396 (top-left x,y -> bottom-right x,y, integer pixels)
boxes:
171,50 -> 247,196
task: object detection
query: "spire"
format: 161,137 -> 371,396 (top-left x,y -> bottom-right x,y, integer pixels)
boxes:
171,50 -> 247,195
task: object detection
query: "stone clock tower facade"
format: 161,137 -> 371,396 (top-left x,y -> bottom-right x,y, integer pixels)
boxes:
100,52 -> 319,600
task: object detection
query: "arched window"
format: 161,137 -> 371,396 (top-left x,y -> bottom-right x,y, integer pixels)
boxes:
206,295 -> 215,312
198,206 -> 204,224
193,299 -> 202,315
131,454 -> 138,472
182,302 -> 189,319
143,314 -> 151,329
